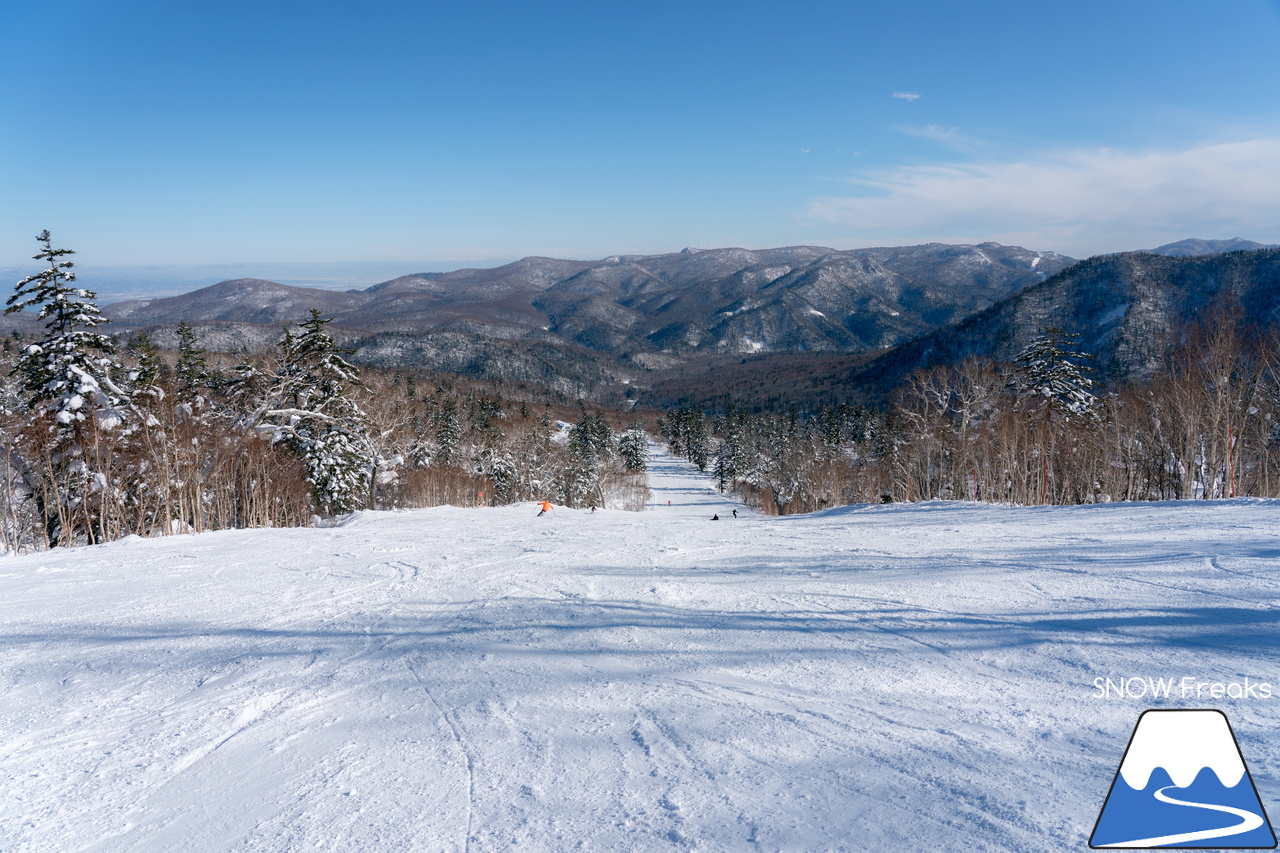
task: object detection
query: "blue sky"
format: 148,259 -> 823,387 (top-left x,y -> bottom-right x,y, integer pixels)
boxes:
3,0 -> 1280,275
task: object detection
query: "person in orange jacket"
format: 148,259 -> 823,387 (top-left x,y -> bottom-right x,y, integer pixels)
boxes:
537,500 -> 553,516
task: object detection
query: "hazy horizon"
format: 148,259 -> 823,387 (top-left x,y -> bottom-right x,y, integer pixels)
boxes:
0,258 -> 515,304
5,234 -> 1277,305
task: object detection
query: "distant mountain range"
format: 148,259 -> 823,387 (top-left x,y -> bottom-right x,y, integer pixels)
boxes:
106,243 -> 1071,359
18,238 -> 1270,408
1146,237 -> 1278,257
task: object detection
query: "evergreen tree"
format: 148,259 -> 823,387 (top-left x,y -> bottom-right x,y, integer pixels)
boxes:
5,230 -> 124,427
433,398 -> 462,465
618,428 -> 648,472
488,455 -> 517,503
174,321 -> 208,404
684,415 -> 711,471
1013,327 -> 1098,419
259,310 -> 371,515
712,438 -> 736,492
564,412 -> 612,507
225,356 -> 270,424
407,413 -> 433,468
1013,327 -> 1097,505
123,330 -> 164,408
570,412 -> 613,460
712,407 -> 753,490
662,407 -> 710,470
4,231 -> 126,544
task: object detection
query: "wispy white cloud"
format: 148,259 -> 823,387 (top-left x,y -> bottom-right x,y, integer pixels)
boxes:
807,140 -> 1280,256
898,124 -> 961,141
895,124 -> 984,153
892,92 -> 921,102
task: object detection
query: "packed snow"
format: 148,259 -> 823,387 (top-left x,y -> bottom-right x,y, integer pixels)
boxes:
3,446 -> 1280,851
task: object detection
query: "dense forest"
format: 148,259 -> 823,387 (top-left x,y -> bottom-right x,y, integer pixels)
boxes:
662,314 -> 1280,514
0,234 -> 648,551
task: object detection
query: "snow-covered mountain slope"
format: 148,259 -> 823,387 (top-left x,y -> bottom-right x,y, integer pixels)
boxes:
103,243 -> 1071,358
3,450 -> 1280,851
1148,237 -> 1279,257
850,247 -> 1280,394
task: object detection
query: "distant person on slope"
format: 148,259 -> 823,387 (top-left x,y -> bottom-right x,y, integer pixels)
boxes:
711,514 -> 719,520
537,501 -> 553,517
732,509 -> 738,518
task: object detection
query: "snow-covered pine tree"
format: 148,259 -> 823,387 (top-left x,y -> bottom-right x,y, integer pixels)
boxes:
262,310 -> 371,516
123,330 -> 165,411
174,321 -> 209,405
662,408 -> 711,470
433,398 -> 462,466
1013,327 -> 1098,505
570,412 -> 613,460
712,439 -> 736,493
711,407 -> 754,491
225,354 -> 271,429
586,412 -> 613,458
407,413 -> 433,468
5,231 -> 126,427
4,230 -> 127,544
564,412 -> 607,507
1013,327 -> 1098,419
487,454 -> 517,503
618,427 -> 648,472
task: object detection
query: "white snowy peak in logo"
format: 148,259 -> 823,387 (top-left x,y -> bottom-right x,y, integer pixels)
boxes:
1119,710 -> 1246,790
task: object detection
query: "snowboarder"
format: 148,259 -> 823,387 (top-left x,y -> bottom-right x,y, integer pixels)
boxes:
711,513 -> 719,520
537,500 -> 553,516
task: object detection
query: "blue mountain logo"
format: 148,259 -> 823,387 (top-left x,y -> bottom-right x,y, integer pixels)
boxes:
1091,709 -> 1276,848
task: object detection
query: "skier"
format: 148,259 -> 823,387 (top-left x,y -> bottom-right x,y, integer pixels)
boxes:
732,509 -> 738,518
590,505 -> 596,513
537,500 -> 553,517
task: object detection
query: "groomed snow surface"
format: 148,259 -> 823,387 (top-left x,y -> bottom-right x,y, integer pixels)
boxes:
4,448 -> 1280,851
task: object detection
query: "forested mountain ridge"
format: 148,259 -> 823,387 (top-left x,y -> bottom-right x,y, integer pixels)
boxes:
1148,237 -> 1278,257
82,244 -> 1280,409
844,247 -> 1280,399
104,243 -> 1072,358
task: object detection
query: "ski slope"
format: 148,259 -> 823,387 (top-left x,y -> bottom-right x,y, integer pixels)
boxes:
3,447 -> 1280,851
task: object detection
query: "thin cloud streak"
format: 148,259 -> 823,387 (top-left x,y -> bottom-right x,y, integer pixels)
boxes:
807,140 -> 1280,256
892,92 -> 921,101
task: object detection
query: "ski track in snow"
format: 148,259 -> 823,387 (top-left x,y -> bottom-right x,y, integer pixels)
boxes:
3,445 -> 1280,850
